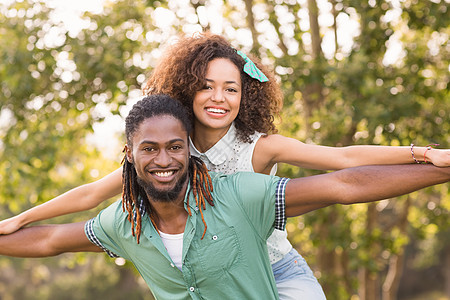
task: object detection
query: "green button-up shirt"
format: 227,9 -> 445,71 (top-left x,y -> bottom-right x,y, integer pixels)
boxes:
85,172 -> 289,300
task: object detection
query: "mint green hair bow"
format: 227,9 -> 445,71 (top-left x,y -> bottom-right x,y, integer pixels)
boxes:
236,50 -> 269,82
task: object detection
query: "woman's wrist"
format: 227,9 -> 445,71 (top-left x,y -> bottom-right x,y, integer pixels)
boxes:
410,144 -> 426,163
14,212 -> 32,228
410,144 -> 440,164
423,144 -> 439,164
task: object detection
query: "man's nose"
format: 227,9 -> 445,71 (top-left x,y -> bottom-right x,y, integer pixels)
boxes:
154,149 -> 172,167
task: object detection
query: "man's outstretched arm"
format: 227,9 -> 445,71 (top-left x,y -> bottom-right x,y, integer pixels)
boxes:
0,221 -> 102,257
285,164 -> 450,217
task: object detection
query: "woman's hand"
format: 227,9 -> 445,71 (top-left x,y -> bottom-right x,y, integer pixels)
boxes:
426,148 -> 450,167
0,215 -> 25,235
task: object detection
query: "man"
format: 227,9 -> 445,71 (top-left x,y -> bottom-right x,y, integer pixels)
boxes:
1,94 -> 449,300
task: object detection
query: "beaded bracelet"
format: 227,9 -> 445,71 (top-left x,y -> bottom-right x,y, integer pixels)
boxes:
410,143 -> 420,164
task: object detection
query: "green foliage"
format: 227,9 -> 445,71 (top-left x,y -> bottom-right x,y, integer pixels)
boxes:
276,0 -> 449,298
0,254 -> 152,299
0,1 -> 150,298
0,0 -> 448,298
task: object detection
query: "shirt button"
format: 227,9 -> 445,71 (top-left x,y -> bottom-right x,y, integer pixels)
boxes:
194,206 -> 199,211
170,263 -> 175,268
189,287 -> 195,292
212,235 -> 218,241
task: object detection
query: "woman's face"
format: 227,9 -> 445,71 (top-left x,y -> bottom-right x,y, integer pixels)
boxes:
193,58 -> 242,133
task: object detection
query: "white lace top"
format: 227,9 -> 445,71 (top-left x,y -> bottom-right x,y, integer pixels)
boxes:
189,123 -> 292,264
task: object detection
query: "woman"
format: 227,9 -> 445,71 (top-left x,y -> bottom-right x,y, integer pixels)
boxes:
1,32 -> 448,299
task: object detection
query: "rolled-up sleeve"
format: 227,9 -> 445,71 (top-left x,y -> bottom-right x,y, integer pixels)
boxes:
85,218 -> 119,258
274,177 -> 289,231
84,200 -> 128,259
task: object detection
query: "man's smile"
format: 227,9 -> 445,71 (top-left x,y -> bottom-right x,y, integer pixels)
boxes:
148,169 -> 179,183
154,171 -> 175,178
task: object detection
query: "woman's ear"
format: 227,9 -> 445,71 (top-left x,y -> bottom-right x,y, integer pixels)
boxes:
124,144 -> 133,164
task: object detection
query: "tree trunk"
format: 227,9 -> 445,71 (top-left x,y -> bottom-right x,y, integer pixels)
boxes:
337,246 -> 353,296
265,1 -> 289,55
382,198 -> 410,300
243,0 -> 259,52
315,209 -> 338,296
330,0 -> 339,56
307,0 -> 322,58
382,254 -> 404,300
443,245 -> 450,298
303,0 -> 324,122
359,203 -> 380,300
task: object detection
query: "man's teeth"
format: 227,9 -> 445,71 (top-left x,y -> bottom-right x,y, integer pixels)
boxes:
206,108 -> 226,114
155,171 -> 174,177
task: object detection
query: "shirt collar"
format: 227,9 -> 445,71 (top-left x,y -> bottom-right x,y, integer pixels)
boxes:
183,182 -> 199,214
189,123 -> 236,166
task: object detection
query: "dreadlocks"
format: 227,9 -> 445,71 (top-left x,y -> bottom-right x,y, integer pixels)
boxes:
122,94 -> 213,243
187,156 -> 214,240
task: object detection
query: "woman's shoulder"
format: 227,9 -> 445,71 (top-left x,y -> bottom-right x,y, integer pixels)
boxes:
252,134 -> 294,173
254,134 -> 289,151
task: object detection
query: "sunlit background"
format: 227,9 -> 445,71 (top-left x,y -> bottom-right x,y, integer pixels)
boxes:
0,0 -> 449,299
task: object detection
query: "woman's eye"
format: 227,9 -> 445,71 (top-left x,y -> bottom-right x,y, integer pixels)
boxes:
227,88 -> 238,93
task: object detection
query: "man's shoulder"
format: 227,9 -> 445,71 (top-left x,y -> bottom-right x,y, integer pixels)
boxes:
95,199 -> 130,231
100,199 -> 124,216
207,171 -> 281,196
208,171 -> 278,182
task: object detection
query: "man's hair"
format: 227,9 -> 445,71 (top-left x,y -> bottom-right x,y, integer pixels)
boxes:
122,94 -> 213,243
125,94 -> 192,147
143,32 -> 283,143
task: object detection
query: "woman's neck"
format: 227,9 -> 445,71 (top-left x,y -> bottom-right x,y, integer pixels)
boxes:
191,122 -> 232,153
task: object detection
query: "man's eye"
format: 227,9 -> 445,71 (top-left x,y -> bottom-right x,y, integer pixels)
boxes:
143,147 -> 155,152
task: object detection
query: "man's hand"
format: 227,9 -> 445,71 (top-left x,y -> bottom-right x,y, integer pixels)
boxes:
0,221 -> 102,257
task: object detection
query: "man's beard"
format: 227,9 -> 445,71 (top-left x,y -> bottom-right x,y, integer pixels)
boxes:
137,170 -> 188,202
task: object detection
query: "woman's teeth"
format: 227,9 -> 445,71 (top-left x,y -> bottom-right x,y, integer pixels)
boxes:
206,108 -> 226,114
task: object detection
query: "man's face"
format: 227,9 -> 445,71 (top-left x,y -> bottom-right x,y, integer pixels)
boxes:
126,115 -> 190,202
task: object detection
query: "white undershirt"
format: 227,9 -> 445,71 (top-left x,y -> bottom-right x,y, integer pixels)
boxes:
160,231 -> 184,270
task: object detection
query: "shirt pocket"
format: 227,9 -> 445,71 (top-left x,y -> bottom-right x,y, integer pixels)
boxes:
193,226 -> 243,277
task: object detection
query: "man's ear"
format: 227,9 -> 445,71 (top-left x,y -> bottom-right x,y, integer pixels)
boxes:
124,144 -> 133,164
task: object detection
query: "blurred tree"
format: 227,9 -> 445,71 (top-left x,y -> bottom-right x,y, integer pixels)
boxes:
269,1 -> 449,299
0,0 -> 151,298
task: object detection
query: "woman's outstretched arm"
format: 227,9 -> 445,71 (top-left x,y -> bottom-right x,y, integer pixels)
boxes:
0,167 -> 123,235
253,134 -> 449,173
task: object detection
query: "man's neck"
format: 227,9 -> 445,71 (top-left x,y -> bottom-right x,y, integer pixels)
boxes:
149,185 -> 188,234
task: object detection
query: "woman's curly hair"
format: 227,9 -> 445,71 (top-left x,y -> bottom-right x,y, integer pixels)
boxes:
143,32 -> 283,143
